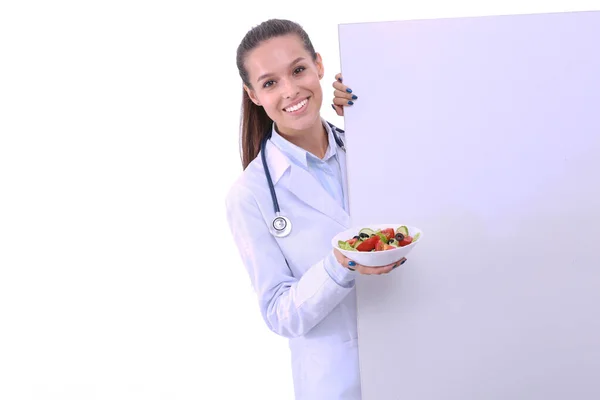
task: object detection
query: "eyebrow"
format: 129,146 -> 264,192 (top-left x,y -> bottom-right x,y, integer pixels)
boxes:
256,57 -> 306,83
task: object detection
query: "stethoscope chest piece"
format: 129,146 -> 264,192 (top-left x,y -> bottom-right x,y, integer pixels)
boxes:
261,120 -> 343,239
270,213 -> 292,238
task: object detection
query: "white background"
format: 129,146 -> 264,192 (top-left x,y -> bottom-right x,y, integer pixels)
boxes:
1,1 -> 598,399
340,10 -> 600,399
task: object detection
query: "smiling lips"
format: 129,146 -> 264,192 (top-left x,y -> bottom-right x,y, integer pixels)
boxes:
284,98 -> 308,113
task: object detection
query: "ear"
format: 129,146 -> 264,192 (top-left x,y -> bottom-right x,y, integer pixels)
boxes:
315,52 -> 325,80
244,84 -> 261,106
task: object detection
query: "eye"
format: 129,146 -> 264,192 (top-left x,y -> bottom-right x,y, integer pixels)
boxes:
263,80 -> 275,88
293,66 -> 305,74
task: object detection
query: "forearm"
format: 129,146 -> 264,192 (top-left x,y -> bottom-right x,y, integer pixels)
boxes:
262,251 -> 355,338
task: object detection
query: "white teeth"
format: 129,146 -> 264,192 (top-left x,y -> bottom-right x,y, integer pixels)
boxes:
285,98 -> 307,112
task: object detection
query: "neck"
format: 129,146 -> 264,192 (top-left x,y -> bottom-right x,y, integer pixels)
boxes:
276,118 -> 328,159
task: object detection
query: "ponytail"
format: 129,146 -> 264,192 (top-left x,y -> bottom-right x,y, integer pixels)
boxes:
236,19 -> 317,170
240,88 -> 273,170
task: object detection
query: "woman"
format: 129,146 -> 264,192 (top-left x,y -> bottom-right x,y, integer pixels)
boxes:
225,19 -> 406,400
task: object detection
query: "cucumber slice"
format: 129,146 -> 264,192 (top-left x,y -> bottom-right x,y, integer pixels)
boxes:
388,238 -> 399,247
413,232 -> 421,242
359,228 -> 376,236
352,239 -> 363,249
396,226 -> 409,236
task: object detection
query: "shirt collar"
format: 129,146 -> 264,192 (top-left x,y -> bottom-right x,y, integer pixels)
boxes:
269,118 -> 339,168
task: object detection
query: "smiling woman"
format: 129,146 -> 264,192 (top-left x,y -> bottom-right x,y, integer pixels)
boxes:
236,21 -> 327,167
225,18 -> 403,400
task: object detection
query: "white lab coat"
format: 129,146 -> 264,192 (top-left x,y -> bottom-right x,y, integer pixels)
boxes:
225,122 -> 360,399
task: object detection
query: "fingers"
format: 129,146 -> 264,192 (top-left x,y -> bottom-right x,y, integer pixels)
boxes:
387,258 -> 407,268
335,249 -> 408,276
357,263 -> 395,275
331,73 -> 357,116
332,104 -> 344,117
332,81 -> 354,98
345,257 -> 408,275
333,89 -> 357,104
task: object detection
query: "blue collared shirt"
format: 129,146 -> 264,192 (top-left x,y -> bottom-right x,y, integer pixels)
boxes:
269,120 -> 356,287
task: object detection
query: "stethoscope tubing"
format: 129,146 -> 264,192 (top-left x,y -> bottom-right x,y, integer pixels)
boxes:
260,122 -> 345,237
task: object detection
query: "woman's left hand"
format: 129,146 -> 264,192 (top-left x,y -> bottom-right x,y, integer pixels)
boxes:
333,248 -> 406,275
331,73 -> 357,117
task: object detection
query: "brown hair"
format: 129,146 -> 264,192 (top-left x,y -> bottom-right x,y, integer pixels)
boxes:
236,19 -> 317,169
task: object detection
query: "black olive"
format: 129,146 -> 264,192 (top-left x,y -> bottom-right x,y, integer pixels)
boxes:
395,233 -> 405,241
353,235 -> 360,240
359,233 -> 370,239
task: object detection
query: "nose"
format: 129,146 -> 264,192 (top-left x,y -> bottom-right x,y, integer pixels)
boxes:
280,78 -> 299,99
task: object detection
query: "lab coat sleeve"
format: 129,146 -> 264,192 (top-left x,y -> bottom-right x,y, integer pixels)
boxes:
323,251 -> 356,288
226,184 -> 356,339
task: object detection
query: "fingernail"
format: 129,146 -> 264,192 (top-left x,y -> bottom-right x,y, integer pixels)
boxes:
348,260 -> 356,267
348,100 -> 354,105
338,77 -> 343,82
346,88 -> 352,93
352,95 -> 358,100
400,259 -> 407,265
392,265 -> 399,269
331,104 -> 336,110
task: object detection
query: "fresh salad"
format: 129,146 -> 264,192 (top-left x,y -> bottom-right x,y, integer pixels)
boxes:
338,226 -> 420,252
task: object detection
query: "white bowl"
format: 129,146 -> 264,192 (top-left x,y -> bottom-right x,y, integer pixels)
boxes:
331,224 -> 423,267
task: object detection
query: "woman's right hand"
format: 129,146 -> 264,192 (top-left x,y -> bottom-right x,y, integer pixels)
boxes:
333,248 -> 406,275
331,73 -> 357,117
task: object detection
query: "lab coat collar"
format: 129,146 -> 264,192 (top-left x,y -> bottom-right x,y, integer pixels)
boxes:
269,124 -> 310,170
261,139 -> 290,186
262,121 -> 350,228
269,118 -> 339,169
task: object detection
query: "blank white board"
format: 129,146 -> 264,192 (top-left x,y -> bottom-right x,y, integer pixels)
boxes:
339,10 -> 600,400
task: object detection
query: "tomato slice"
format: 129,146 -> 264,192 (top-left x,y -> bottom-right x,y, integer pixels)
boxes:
356,236 -> 379,252
399,236 -> 413,247
381,228 -> 395,240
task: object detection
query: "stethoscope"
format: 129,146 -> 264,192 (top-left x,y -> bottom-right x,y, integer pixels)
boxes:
261,121 -> 346,238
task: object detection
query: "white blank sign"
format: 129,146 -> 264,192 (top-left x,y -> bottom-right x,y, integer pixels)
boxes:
339,11 -> 600,400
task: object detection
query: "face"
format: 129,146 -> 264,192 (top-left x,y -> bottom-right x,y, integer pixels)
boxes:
243,34 -> 325,135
